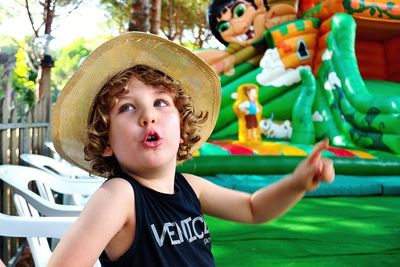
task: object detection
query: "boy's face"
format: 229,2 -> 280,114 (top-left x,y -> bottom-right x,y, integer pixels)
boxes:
103,76 -> 181,175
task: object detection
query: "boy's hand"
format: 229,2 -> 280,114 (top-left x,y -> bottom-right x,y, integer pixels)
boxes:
292,139 -> 335,192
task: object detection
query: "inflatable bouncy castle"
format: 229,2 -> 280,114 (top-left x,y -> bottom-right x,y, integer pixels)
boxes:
178,0 -> 400,180
183,2 -> 400,264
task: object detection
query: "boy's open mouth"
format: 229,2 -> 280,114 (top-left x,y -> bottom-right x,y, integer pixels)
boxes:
143,130 -> 163,147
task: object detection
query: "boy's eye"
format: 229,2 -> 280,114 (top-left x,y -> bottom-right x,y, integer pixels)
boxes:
234,4 -> 246,18
217,21 -> 230,33
154,99 -> 168,107
119,103 -> 135,113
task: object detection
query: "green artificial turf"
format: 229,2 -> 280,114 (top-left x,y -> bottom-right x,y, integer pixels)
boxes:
207,196 -> 400,266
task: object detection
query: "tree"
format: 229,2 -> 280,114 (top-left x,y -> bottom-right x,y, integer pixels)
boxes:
24,0 -> 83,98
150,0 -> 162,34
99,0 -> 213,50
52,38 -> 91,94
129,0 -> 150,32
24,0 -> 83,38
11,42 -> 37,115
100,0 -> 130,33
160,0 -> 213,48
0,37 -> 19,102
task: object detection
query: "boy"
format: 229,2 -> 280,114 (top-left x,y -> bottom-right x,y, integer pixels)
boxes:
48,32 -> 334,266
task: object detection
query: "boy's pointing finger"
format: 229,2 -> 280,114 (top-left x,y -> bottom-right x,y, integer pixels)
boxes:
308,139 -> 329,165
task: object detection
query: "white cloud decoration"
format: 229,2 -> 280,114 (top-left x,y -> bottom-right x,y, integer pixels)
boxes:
256,48 -> 311,87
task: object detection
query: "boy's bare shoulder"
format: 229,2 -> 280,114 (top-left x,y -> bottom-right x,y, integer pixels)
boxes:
81,177 -> 135,225
181,173 -> 202,184
182,173 -> 212,197
99,177 -> 135,201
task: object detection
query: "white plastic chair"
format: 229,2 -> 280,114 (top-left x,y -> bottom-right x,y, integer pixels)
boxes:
19,153 -> 102,180
0,200 -> 101,267
0,165 -> 101,217
0,209 -> 75,239
19,154 -> 103,205
1,196 -> 77,267
0,165 -> 101,267
44,141 -> 63,163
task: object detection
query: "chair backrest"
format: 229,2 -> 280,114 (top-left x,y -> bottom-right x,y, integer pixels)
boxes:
20,154 -> 103,205
20,153 -> 95,179
14,194 -> 52,266
0,166 -> 101,267
0,208 -> 74,238
13,194 -> 78,267
0,194 -> 76,267
0,165 -> 101,217
20,153 -> 104,205
0,198 -> 100,267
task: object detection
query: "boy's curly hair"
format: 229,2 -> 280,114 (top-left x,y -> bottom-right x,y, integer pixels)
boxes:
84,65 -> 208,177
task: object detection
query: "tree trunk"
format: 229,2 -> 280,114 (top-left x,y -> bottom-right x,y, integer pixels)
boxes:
38,0 -> 55,122
43,0 -> 55,35
150,0 -> 161,34
129,0 -> 150,32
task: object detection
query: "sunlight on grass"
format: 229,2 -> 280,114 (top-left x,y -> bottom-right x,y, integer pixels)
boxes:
207,196 -> 400,267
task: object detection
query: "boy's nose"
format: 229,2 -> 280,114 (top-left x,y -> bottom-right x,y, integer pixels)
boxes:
139,112 -> 157,126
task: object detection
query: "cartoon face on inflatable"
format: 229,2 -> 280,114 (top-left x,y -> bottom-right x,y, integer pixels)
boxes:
208,0 -> 269,46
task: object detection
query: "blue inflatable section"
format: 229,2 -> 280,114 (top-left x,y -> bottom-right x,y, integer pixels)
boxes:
204,175 -> 400,196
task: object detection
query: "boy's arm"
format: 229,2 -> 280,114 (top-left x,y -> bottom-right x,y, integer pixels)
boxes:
47,178 -> 134,267
185,139 -> 334,224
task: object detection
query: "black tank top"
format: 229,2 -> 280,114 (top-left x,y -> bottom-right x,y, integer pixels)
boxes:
99,172 -> 215,266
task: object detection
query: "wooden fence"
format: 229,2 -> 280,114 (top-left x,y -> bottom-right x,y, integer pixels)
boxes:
0,96 -> 51,263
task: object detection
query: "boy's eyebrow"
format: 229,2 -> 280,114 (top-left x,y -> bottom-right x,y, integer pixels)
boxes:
116,88 -> 172,100
117,94 -> 131,99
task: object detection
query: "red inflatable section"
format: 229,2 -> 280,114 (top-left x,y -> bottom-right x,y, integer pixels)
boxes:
326,147 -> 355,158
355,36 -> 400,83
209,141 -> 255,155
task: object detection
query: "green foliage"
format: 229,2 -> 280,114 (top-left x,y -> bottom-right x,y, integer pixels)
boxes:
11,44 -> 37,108
161,0 -> 212,50
0,65 -> 4,98
0,36 -> 19,95
0,1 -> 19,23
100,0 -> 131,33
52,38 -> 91,92
56,0 -> 85,7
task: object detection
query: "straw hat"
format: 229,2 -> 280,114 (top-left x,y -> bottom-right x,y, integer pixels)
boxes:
52,32 -> 221,175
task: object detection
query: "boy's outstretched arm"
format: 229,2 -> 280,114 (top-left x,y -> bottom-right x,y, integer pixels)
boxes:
250,139 -> 334,223
186,139 -> 335,224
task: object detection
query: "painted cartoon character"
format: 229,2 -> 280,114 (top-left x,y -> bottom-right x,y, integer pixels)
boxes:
236,84 -> 263,141
208,0 -> 270,47
196,0 -> 298,74
208,0 -> 298,46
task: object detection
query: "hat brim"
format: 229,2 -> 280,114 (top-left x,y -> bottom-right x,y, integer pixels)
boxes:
52,32 -> 221,176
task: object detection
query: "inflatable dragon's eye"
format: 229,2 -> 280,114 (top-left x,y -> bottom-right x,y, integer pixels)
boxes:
218,21 -> 230,33
233,3 -> 247,18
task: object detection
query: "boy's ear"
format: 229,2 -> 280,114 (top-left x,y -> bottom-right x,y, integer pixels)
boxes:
102,146 -> 114,157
